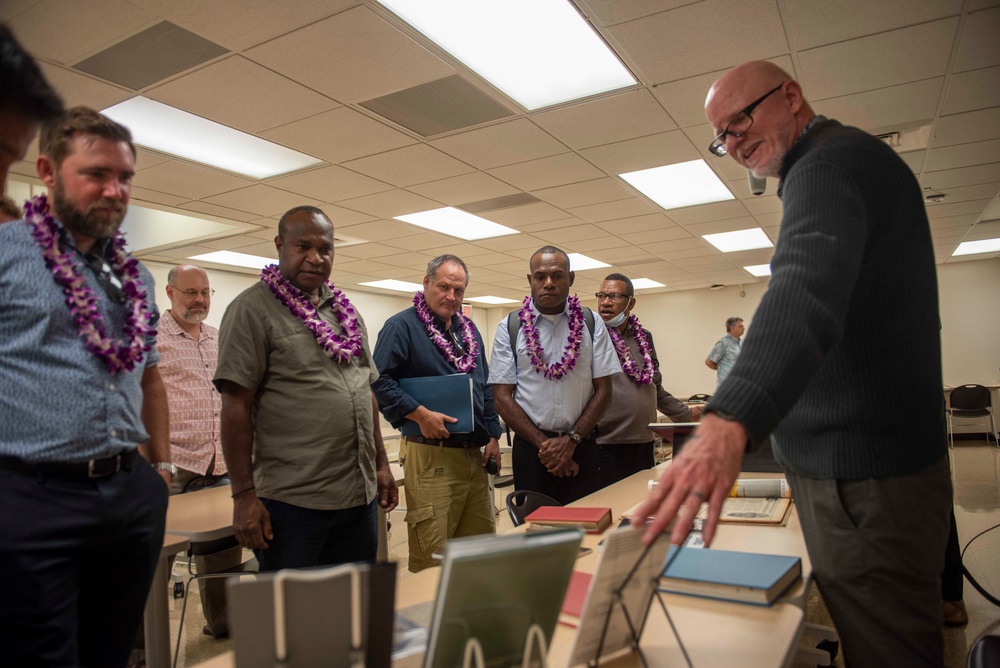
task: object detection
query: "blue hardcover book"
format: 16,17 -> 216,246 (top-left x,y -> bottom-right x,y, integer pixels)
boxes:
660,546 -> 801,606
398,374 -> 474,436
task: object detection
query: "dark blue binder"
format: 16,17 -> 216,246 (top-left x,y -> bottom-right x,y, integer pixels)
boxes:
398,373 -> 474,436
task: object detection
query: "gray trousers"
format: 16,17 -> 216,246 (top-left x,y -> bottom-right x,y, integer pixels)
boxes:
787,454 -> 952,668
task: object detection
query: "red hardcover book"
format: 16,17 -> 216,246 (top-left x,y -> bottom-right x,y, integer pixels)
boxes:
560,570 -> 593,618
526,506 -> 612,533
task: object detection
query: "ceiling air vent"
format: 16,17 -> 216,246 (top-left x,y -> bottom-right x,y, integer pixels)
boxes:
360,75 -> 514,137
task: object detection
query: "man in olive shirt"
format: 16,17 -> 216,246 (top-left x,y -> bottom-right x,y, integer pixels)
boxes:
215,206 -> 398,571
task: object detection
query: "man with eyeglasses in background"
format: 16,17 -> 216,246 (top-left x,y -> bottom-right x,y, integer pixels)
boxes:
0,106 -> 171,667
631,61 -> 951,668
157,263 -> 239,639
594,274 -> 700,488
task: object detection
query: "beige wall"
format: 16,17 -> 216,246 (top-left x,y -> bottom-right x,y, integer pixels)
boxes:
145,257 -> 1000,401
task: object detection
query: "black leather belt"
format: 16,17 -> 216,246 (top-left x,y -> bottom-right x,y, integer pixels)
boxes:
405,435 -> 480,449
539,429 -> 595,440
0,449 -> 139,478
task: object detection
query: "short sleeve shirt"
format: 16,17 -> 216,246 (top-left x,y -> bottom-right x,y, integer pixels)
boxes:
708,333 -> 742,388
214,281 -> 378,511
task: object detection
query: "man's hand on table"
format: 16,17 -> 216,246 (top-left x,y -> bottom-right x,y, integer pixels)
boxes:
631,413 -> 745,546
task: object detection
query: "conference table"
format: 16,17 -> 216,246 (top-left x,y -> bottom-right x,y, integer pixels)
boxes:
195,467 -> 811,668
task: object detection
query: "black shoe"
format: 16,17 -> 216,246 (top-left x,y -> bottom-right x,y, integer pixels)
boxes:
203,625 -> 230,639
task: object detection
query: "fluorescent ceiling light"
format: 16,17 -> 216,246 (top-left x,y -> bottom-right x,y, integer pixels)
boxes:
952,238 -> 1000,256
466,295 -> 519,304
378,0 -> 635,110
620,160 -> 734,210
102,97 -> 322,179
359,279 -> 424,292
702,228 -> 774,253
744,264 -> 772,277
567,253 -> 611,271
630,278 -> 665,290
394,207 -> 518,240
189,251 -> 272,270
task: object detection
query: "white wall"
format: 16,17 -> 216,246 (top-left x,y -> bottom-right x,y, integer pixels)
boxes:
145,257 -> 1000,400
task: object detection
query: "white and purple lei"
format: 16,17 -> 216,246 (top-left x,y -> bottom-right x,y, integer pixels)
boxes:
260,264 -> 361,364
608,315 -> 656,385
519,295 -> 584,380
412,292 -> 478,373
25,194 -> 154,374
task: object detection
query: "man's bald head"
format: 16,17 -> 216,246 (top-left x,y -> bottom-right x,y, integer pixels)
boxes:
705,61 -> 815,179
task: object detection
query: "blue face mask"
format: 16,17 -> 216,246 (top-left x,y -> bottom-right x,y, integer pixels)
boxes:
606,310 -> 628,328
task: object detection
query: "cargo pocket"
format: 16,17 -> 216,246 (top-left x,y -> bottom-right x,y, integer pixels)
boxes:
404,503 -> 442,565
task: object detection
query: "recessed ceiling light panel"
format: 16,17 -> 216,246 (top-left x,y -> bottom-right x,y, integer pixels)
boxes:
189,251 -> 272,270
103,97 -> 322,179
702,228 -> 774,253
952,238 -> 1000,256
566,252 -> 611,271
394,207 -> 518,240
466,295 -> 519,304
630,278 -> 666,290
743,264 -> 772,277
359,279 -> 424,292
620,160 -> 735,210
378,0 -> 636,110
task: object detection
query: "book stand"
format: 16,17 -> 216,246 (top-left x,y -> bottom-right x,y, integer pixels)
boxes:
459,623 -> 549,668
587,535 -> 692,668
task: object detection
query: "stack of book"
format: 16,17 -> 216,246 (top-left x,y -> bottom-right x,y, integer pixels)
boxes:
525,506 -> 613,533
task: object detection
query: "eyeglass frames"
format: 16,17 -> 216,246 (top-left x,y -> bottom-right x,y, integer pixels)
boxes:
708,83 -> 785,157
170,286 -> 215,298
594,292 -> 632,302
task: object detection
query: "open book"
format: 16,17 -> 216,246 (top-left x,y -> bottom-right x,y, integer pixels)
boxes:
622,480 -> 792,526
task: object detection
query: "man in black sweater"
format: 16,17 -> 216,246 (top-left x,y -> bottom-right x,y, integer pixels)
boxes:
632,61 -> 951,667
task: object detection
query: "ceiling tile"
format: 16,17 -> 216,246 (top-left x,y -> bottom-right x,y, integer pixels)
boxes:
336,190 -> 441,219
146,56 -> 338,133
922,163 -> 1000,190
607,0 -> 787,84
595,213 -> 679,234
316,204 -> 379,228
130,186 -> 188,207
482,202 -> 571,227
534,224 -> 609,245
785,0 -> 962,50
924,198 -> 993,219
926,138 -> 1000,172
134,160 -> 253,199
488,153 -> 605,191
942,66 -> 1000,114
932,182 -> 1000,205
134,147 -> 172,171
932,108 -> 1000,148
203,184 -> 324,217
532,178 -> 634,209
742,195 -> 784,215
899,150 -> 926,173
260,107 -> 416,164
267,165 -> 393,203
531,89 -> 677,149
584,0 -> 696,26
580,130 -> 701,174
667,200 -> 750,225
10,0 -> 154,64
342,144 -> 474,187
407,172 -> 520,205
430,119 -> 567,170
197,234 -> 270,251
684,216 -> 763,236
379,231 -> 457,252
38,62 -> 131,110
338,219 -> 425,244
568,236 -> 634,253
128,0 -> 352,52
567,197 -> 659,223
173,201 -> 263,224
798,19 -> 958,99
245,6 -> 454,103
954,6 -> 1000,72
813,78 -> 944,133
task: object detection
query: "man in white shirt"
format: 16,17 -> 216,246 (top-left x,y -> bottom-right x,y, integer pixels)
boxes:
489,246 -> 620,504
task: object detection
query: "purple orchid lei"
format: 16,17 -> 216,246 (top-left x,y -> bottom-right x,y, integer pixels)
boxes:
518,295 -> 585,380
412,292 -> 478,373
25,194 -> 154,374
608,315 -> 656,385
260,264 -> 362,364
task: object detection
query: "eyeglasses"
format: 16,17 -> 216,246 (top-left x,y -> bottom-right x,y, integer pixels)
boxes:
708,83 -> 785,157
171,286 -> 215,298
83,253 -> 125,304
595,292 -> 632,302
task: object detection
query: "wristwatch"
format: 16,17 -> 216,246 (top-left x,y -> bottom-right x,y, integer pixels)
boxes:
568,431 -> 583,444
152,462 -> 178,477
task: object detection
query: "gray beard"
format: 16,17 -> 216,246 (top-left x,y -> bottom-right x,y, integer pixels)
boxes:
180,309 -> 208,325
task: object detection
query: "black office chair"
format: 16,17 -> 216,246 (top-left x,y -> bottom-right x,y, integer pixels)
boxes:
687,393 -> 712,403
948,384 -> 998,447
173,477 -> 258,668
506,490 -> 561,527
968,634 -> 1000,668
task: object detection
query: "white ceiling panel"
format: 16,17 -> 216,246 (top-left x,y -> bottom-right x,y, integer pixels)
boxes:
813,78 -> 944,133
567,197 -> 659,223
130,186 -> 188,207
267,165 -> 394,203
925,138 -> 1000,172
431,119 -> 568,170
922,163 -> 1000,190
481,202 -> 573,227
532,178 -> 633,209
667,200 -> 750,225
932,108 -> 1000,148
260,107 -> 416,164
798,19 -> 958,100
342,144 -> 474,187
245,6 -> 454,103
335,190 -> 442,219
177,201 -> 266,223
407,172 -> 521,205
531,89 -> 677,149
134,160 -> 253,199
487,153 -> 605,192
953,6 -> 1000,72
596,212 -> 679,234
146,56 -> 338,133
581,0 -> 696,27
785,0 -> 963,50
580,130 -> 701,174
38,62 -> 131,110
203,184 -> 325,217
942,66 -> 1000,115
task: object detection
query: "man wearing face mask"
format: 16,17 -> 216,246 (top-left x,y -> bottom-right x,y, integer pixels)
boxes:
595,274 -> 700,487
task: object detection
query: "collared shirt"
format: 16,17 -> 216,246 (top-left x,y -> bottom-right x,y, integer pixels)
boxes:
157,312 -> 224,475
488,299 -> 620,432
371,306 -> 502,444
598,323 -> 692,444
214,281 -> 378,511
708,333 -> 742,387
0,218 -> 160,463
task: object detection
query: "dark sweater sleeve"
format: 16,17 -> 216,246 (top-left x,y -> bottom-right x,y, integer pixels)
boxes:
707,157 -> 869,445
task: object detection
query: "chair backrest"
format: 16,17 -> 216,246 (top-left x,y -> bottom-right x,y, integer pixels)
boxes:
967,634 -> 1000,668
687,393 -> 712,403
951,384 -> 992,411
506,490 -> 561,527
181,474 -> 227,493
